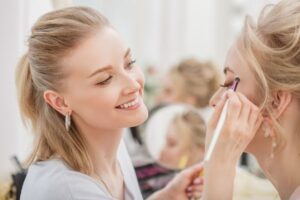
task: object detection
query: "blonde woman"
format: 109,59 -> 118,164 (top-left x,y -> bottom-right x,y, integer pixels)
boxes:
157,58 -> 220,122
16,7 -> 202,200
159,109 -> 206,169
203,0 -> 300,199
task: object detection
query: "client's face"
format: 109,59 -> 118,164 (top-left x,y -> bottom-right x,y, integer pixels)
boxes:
209,42 -> 267,154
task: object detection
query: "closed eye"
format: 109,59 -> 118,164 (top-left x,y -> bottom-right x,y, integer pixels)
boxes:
219,81 -> 233,88
125,59 -> 136,70
97,76 -> 112,85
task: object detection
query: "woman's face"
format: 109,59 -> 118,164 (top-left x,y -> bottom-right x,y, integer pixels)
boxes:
61,27 -> 148,132
158,76 -> 180,103
159,124 -> 204,169
158,75 -> 195,106
209,42 -> 266,154
159,125 -> 189,169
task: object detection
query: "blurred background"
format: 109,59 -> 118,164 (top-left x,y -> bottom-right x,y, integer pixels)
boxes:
0,0 -> 279,199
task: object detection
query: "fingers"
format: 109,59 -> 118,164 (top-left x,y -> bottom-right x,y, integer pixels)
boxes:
187,192 -> 202,200
208,93 -> 227,129
226,90 -> 243,121
215,90 -> 262,147
181,162 -> 204,181
186,177 -> 203,200
236,92 -> 262,136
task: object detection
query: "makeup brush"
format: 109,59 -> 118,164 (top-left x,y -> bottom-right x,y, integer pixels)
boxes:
204,77 -> 240,162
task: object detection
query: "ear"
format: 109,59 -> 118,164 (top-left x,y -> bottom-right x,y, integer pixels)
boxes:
43,90 -> 71,116
271,90 -> 292,119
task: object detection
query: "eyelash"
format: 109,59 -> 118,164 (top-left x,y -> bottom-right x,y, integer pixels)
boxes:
219,81 -> 233,88
97,76 -> 112,85
126,59 -> 136,70
96,59 -> 137,86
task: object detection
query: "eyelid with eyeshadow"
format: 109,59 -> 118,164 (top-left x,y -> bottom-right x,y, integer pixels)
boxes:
95,59 -> 136,85
96,75 -> 112,85
219,81 -> 234,88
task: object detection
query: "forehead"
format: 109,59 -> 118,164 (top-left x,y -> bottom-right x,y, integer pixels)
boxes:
224,43 -> 251,79
61,27 -> 127,78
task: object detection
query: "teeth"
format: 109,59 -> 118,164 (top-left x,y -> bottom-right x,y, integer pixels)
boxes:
119,98 -> 138,109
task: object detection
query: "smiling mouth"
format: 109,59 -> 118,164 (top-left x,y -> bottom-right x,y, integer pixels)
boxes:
116,97 -> 140,109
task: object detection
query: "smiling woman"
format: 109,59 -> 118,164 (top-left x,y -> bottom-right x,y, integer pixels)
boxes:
15,6 -> 203,200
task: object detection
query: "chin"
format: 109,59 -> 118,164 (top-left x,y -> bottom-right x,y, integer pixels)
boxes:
126,107 -> 149,127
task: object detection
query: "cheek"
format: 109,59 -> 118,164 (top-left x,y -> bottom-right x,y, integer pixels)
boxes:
237,84 -> 252,99
135,68 -> 145,89
69,85 -> 119,121
76,87 -> 116,107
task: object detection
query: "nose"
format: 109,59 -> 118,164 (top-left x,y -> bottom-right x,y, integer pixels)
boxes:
209,88 -> 223,107
121,74 -> 142,96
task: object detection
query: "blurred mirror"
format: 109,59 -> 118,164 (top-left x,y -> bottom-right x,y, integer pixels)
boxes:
144,104 -> 206,170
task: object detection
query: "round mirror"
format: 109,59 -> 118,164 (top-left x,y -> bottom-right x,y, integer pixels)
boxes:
144,104 -> 206,170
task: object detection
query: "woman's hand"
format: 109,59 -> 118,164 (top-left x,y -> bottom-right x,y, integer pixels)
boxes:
203,89 -> 263,200
148,163 -> 204,200
206,90 -> 263,163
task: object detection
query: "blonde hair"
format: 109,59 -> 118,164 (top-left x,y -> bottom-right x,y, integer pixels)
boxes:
15,7 -> 110,175
238,0 -> 300,148
169,58 -> 220,108
172,109 -> 206,148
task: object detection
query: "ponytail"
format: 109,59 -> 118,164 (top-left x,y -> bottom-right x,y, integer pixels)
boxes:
14,6 -> 110,175
15,53 -> 38,129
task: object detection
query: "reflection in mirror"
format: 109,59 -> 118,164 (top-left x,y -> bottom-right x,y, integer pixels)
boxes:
144,104 -> 206,170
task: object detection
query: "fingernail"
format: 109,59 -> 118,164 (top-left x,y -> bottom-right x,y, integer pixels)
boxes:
193,178 -> 201,184
187,186 -> 193,191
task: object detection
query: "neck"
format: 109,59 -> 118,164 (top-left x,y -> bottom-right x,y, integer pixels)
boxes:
256,140 -> 300,200
254,98 -> 300,200
76,121 -> 123,175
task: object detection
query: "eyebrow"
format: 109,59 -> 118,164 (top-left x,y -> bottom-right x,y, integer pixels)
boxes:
88,65 -> 112,78
223,66 -> 235,74
87,48 -> 131,78
124,48 -> 131,58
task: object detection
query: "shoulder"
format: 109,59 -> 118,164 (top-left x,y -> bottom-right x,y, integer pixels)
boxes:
21,159 -> 110,200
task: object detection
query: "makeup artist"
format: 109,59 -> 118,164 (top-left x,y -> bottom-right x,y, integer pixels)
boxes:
16,7 -> 203,200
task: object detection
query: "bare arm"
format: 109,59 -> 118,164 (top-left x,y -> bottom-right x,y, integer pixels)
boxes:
202,90 -> 263,200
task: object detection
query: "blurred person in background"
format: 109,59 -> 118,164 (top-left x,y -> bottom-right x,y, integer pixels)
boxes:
159,109 -> 206,170
156,58 -> 220,122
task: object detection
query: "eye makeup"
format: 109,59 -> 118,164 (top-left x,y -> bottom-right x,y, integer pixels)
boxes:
96,75 -> 112,85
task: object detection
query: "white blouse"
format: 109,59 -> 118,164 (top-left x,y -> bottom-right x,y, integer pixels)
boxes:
20,141 -> 143,200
